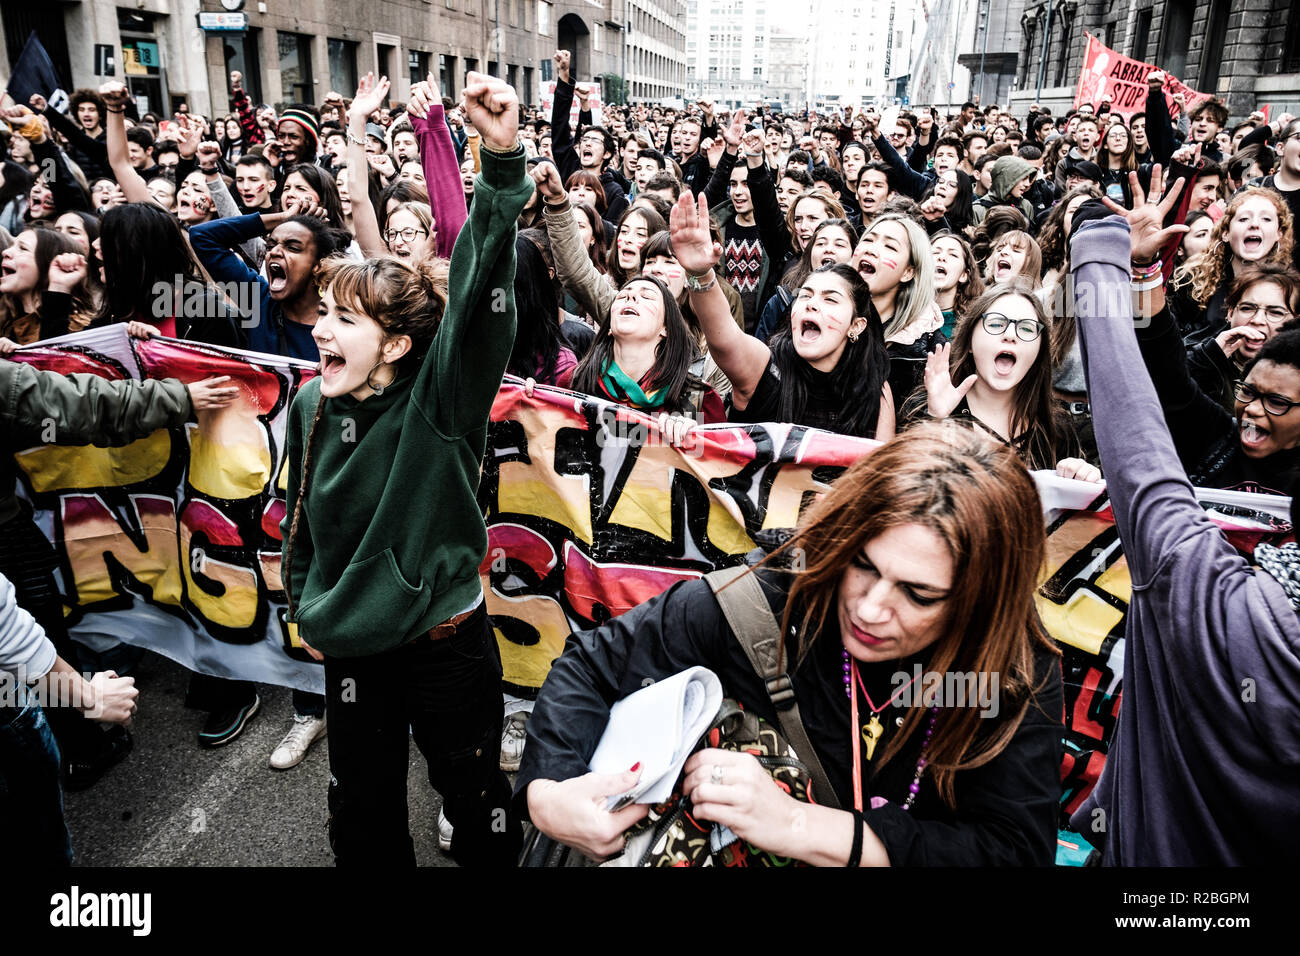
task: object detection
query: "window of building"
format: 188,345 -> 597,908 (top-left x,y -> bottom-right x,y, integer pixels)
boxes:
409,50 -> 431,88
1287,6 -> 1300,72
329,39 -> 358,98
1198,0 -> 1230,89
440,54 -> 458,97
538,1 -> 551,36
1158,0 -> 1193,79
277,31 -> 314,105
224,29 -> 263,105
1132,8 -> 1152,63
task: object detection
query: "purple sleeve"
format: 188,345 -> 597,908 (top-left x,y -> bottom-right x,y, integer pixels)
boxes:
1070,217 -> 1239,585
411,106 -> 469,258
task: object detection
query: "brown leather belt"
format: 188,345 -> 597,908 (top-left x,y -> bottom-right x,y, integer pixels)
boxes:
425,605 -> 480,641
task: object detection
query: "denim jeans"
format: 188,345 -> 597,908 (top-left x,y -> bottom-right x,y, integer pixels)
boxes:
323,605 -> 520,867
0,686 -> 73,866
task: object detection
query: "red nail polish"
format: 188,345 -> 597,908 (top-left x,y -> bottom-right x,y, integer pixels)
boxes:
629,762 -> 641,773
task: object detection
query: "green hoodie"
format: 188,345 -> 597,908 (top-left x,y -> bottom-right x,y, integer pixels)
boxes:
281,144 -> 531,658
972,155 -> 1037,224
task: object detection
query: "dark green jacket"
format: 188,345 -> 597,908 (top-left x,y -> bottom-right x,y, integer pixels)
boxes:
1,360 -> 192,526
282,144 -> 531,658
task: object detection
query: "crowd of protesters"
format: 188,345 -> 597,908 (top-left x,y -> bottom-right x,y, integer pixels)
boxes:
2,47 -> 1299,868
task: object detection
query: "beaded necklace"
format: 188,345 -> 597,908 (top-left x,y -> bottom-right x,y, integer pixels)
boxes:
843,647 -> 937,813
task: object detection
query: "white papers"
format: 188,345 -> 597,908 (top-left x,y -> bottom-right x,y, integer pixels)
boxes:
589,666 -> 723,808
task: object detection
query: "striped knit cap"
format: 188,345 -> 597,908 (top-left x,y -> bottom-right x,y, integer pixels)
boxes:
279,107 -> 320,149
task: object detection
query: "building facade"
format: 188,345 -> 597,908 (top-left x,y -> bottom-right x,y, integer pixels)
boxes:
1007,0 -> 1299,119
625,0 -> 688,104
685,0 -> 811,109
0,0 -> 689,119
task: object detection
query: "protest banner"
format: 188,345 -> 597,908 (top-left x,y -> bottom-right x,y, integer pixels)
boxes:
10,331 -> 1291,860
1073,33 -> 1212,119
538,80 -> 603,127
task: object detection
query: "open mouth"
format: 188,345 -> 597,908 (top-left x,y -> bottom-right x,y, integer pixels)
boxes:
1240,417 -> 1270,448
857,259 -> 877,280
818,254 -> 837,267
995,257 -> 1013,278
798,318 -> 822,342
267,260 -> 288,294
319,348 -> 346,378
1242,235 -> 1264,253
935,263 -> 950,279
993,350 -> 1017,376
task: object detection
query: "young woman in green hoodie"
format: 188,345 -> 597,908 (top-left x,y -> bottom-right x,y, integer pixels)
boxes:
280,73 -> 530,867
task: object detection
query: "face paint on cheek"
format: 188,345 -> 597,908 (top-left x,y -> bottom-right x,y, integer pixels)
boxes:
881,258 -> 899,270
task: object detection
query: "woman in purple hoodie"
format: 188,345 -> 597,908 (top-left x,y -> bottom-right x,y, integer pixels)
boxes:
1067,166 -> 1300,865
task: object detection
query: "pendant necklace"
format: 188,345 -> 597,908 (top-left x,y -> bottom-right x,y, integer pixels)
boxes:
843,647 -> 938,813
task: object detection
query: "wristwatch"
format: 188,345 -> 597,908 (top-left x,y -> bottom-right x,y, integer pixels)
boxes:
685,269 -> 717,293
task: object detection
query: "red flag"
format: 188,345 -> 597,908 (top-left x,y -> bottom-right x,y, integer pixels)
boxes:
1074,33 -> 1213,120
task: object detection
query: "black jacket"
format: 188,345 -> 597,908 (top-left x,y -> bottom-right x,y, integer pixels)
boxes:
515,567 -> 1063,866
1138,302 -> 1300,494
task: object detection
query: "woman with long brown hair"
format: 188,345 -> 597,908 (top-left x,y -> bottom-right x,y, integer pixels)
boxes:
518,422 -> 1064,865
902,279 -> 1100,479
1170,186 -> 1295,342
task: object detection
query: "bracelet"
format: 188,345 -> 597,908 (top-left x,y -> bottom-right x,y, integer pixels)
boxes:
847,810 -> 865,867
1131,259 -> 1162,280
1131,274 -> 1165,293
480,138 -> 522,156
106,107 -> 126,114
346,129 -> 366,146
685,269 -> 718,294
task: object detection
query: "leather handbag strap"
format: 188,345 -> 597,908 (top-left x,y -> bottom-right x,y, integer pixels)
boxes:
705,566 -> 841,810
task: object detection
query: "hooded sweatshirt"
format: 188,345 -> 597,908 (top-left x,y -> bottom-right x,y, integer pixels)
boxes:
281,144 -> 532,658
1068,216 -> 1300,865
971,156 -> 1036,224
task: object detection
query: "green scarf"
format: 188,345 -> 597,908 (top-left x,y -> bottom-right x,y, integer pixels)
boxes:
601,357 -> 666,409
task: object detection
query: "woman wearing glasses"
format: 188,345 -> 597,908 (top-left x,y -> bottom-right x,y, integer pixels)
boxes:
345,72 -> 466,263
903,278 -> 1102,482
1184,264 -> 1300,411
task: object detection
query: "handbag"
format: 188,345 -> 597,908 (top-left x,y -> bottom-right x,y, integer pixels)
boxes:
605,566 -> 841,867
517,566 -> 840,867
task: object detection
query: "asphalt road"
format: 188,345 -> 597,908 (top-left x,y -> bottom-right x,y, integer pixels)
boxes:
62,650 -> 455,867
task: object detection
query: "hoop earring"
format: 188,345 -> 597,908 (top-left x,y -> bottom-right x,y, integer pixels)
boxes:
366,362 -> 387,395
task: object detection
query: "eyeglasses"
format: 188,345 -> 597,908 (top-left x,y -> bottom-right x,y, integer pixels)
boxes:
1233,302 -> 1294,323
384,227 -> 428,243
980,312 -> 1043,342
1233,380 -> 1300,416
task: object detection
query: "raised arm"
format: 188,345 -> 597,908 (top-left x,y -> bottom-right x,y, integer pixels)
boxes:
670,191 -> 771,403
346,72 -> 389,258
230,72 -> 266,146
1069,172 -> 1232,586
98,82 -> 152,205
537,167 -> 616,324
408,75 -> 469,257
420,73 -> 532,435
31,94 -> 109,173
1144,73 -> 1177,166
550,51 -> 581,182
871,128 -> 929,200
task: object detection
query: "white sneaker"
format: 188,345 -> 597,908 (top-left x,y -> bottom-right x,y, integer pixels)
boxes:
269,714 -> 327,770
437,807 -> 454,852
500,711 -> 529,772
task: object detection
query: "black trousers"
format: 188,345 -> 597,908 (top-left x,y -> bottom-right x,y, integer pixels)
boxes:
322,605 -> 519,867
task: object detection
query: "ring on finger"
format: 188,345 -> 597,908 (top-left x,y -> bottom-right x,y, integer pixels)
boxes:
710,764 -> 724,785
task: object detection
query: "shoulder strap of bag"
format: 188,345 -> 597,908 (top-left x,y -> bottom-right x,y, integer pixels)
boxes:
705,566 -> 841,810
